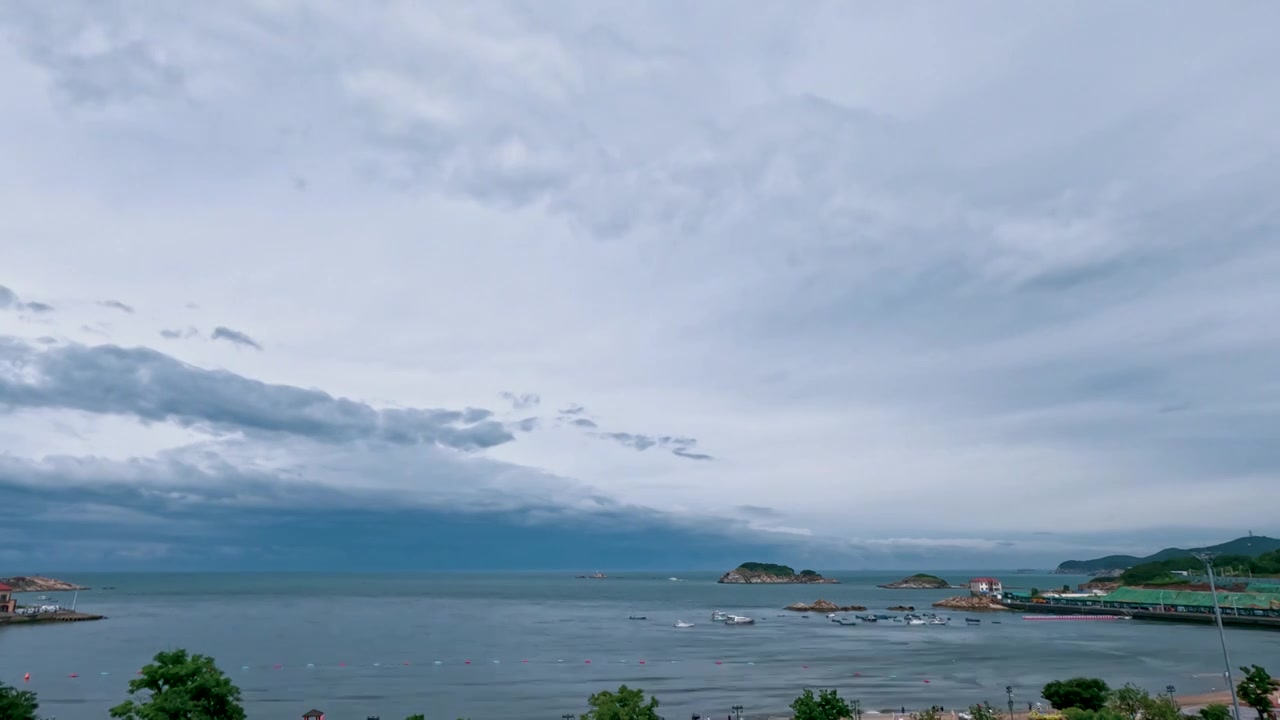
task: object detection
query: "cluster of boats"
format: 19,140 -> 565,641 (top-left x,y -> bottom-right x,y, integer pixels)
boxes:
656,610 -> 998,629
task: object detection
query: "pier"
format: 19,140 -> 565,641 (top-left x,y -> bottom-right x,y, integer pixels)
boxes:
0,611 -> 105,625
999,599 -> 1280,629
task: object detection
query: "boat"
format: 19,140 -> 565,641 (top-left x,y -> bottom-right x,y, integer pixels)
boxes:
712,610 -> 729,622
589,572 -> 608,579
35,595 -> 51,601
723,614 -> 756,625
906,617 -> 927,625
928,617 -> 950,625
669,577 -> 679,581
674,621 -> 695,628
628,615 -> 647,620
826,613 -> 837,619
834,618 -> 858,626
965,618 -> 981,625
874,614 -> 894,620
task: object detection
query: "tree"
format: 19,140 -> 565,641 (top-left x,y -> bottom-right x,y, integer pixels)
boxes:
791,689 -> 853,720
1061,709 -> 1127,720
1108,683 -> 1150,720
1200,705 -> 1233,720
581,685 -> 660,720
1138,695 -> 1181,720
0,681 -> 41,720
406,715 -> 426,720
109,649 -> 245,720
1042,679 -> 1111,712
1238,665 -> 1280,720
969,703 -> 1001,720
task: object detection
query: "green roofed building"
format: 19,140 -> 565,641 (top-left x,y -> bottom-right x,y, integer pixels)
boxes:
1101,587 -> 1280,614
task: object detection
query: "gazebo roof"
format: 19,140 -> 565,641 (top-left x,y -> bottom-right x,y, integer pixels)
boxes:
302,710 -> 325,718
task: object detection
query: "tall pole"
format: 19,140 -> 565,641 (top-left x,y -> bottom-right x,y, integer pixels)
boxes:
1006,686 -> 1014,720
1193,552 -> 1242,720
732,705 -> 744,720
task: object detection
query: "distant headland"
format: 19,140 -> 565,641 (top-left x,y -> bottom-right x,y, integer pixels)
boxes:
1054,534 -> 1280,575
718,562 -> 838,584
0,576 -> 87,592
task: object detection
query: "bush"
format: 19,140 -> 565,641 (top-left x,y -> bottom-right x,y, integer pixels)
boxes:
791,689 -> 852,720
1199,705 -> 1232,720
1042,678 -> 1111,712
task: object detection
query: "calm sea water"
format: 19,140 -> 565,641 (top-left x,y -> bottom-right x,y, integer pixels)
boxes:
2,571 -> 1274,720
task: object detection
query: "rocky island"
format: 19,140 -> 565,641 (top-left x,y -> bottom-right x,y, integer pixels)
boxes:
877,573 -> 954,589
0,576 -> 87,592
718,562 -> 838,584
784,599 -> 866,612
932,596 -> 1007,611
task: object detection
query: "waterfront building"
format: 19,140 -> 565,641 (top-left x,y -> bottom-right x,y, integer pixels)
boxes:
969,577 -> 1003,596
0,582 -> 15,613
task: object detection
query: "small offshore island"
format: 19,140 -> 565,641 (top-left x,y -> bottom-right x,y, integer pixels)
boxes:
878,573 -> 956,589
718,562 -> 838,584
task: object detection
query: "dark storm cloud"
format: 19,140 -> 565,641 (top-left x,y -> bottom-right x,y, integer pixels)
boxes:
160,327 -> 199,340
571,418 -> 598,429
0,285 -> 54,313
211,325 -> 263,350
0,339 -> 513,450
98,299 -> 135,313
499,392 -> 541,410
596,430 -> 714,461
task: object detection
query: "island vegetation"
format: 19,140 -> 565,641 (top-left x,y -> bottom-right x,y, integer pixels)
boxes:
718,562 -> 837,584
0,576 -> 87,592
1119,549 -> 1280,586
878,573 -> 953,589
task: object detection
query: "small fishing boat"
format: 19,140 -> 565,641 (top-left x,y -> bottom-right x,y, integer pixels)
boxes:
906,617 -> 927,626
834,618 -> 858,626
723,614 -> 755,625
826,613 -> 837,619
628,615 -> 647,620
712,610 -> 729,621
674,621 -> 695,628
965,618 -> 981,625
928,617 -> 949,625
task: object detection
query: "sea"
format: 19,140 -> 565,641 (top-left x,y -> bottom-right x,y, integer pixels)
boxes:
2,571 -> 1275,720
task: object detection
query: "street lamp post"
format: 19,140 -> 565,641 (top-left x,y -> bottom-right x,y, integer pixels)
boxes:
732,705 -> 744,720
563,713 -> 575,720
1006,686 -> 1014,720
1192,551 -> 1243,720
853,699 -> 862,720
1166,685 -> 1176,698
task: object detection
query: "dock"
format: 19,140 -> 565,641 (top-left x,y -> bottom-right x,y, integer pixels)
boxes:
0,611 -> 105,625
1000,599 -> 1280,629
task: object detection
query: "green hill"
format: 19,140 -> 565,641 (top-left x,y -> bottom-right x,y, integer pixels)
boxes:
1055,535 -> 1280,574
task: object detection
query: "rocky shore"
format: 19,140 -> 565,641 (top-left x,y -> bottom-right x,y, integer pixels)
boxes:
931,595 -> 1007,611
877,574 -> 956,589
0,576 -> 87,592
783,599 -> 866,612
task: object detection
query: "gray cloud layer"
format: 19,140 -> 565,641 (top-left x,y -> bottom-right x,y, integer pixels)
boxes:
0,284 -> 54,314
211,326 -> 263,350
0,340 -> 513,450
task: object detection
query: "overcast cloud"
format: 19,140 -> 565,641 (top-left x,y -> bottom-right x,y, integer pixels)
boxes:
1,1 -> 1278,568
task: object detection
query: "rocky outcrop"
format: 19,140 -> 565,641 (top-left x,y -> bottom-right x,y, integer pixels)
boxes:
932,595 -> 1007,611
785,599 -> 867,612
878,574 -> 955,589
887,605 -> 916,612
719,564 -> 838,584
0,576 -> 87,592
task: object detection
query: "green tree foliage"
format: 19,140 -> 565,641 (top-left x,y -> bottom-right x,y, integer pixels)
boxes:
738,562 -> 798,576
1199,705 -> 1232,720
580,685 -> 660,720
0,681 -> 41,720
1062,709 -> 1128,720
1108,683 -> 1150,720
968,703 -> 1001,720
1237,665 -> 1280,720
790,688 -> 853,720
1121,550 -> 1280,585
405,715 -> 426,720
1138,695 -> 1182,720
1042,679 -> 1112,712
109,649 -> 246,720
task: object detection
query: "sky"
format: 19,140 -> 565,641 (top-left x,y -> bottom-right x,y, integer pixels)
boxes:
1,1 -> 1279,571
